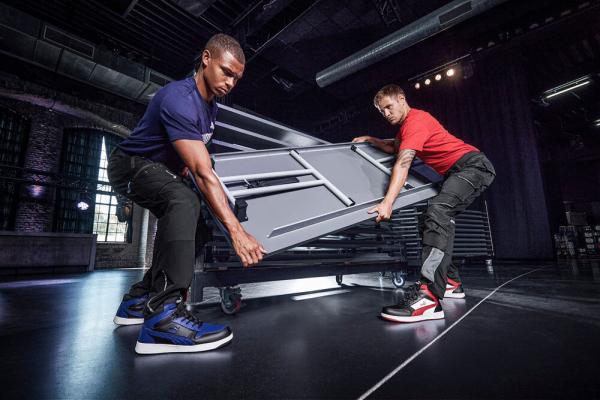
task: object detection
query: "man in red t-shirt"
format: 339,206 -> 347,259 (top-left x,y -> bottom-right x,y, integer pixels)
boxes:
353,84 -> 495,323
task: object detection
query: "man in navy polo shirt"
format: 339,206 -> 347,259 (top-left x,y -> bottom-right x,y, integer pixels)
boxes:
108,34 -> 265,354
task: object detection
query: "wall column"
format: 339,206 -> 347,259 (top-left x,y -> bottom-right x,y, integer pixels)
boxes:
14,109 -> 63,232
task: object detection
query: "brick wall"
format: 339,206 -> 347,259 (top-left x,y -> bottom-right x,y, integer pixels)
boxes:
94,206 -> 156,269
0,71 -> 156,270
14,110 -> 63,232
95,243 -> 137,269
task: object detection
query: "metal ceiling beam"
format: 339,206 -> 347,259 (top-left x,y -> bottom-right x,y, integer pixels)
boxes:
76,1 -> 189,55
72,6 -> 188,62
230,1 -> 264,28
11,0 -> 167,64
0,90 -> 132,137
132,4 -> 202,47
127,10 -> 196,56
81,1 -> 203,73
372,0 -> 403,26
122,0 -> 139,18
157,0 -> 222,33
169,0 -> 218,19
247,0 -> 322,62
244,0 -> 296,38
107,0 -> 208,51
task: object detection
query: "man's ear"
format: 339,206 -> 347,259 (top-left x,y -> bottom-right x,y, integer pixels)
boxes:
201,49 -> 211,69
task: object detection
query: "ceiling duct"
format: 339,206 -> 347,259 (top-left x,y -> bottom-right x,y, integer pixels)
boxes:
315,0 -> 509,88
42,25 -> 95,58
0,3 -> 171,103
0,89 -> 132,137
170,0 -> 218,18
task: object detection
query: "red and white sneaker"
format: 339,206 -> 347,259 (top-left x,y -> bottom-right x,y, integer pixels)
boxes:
445,278 -> 466,299
381,283 -> 444,323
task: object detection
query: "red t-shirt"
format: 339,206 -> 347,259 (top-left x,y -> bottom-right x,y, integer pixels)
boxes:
396,108 -> 478,175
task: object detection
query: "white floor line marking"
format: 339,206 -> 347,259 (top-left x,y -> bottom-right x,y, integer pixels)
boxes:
357,267 -> 546,400
291,289 -> 352,301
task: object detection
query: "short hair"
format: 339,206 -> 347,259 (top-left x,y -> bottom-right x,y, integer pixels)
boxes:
373,84 -> 405,107
195,34 -> 245,71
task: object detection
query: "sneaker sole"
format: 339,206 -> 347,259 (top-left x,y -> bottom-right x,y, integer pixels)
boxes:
444,292 -> 466,299
134,332 -> 234,354
380,310 -> 444,323
114,315 -> 144,326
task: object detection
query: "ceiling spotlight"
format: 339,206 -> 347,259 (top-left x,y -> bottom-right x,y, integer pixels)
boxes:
414,82 -> 420,89
446,68 -> 455,77
425,78 -> 431,85
435,74 -> 442,81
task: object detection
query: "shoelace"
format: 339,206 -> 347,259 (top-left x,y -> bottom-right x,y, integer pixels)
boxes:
400,283 -> 422,305
173,301 -> 203,328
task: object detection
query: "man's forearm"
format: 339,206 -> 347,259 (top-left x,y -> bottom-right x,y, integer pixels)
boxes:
368,137 -> 395,154
383,149 -> 415,205
193,171 -> 243,234
383,165 -> 409,205
171,139 -> 248,240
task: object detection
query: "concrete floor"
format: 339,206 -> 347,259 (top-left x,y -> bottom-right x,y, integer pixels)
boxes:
1,260 -> 599,399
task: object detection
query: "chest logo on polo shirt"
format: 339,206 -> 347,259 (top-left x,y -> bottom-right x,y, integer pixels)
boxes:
200,121 -> 215,143
201,132 -> 213,144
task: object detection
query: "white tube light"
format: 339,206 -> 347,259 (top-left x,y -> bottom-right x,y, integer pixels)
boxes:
544,78 -> 591,99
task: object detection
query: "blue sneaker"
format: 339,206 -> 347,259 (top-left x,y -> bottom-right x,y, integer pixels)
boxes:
114,293 -> 149,326
135,299 -> 233,354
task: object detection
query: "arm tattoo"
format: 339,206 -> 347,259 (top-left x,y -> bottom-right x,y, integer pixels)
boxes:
397,149 -> 416,168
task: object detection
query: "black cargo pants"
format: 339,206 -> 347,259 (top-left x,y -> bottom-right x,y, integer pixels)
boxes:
420,152 -> 496,299
107,148 -> 210,309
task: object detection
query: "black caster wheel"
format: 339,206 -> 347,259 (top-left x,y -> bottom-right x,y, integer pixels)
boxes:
335,274 -> 343,286
220,287 -> 242,315
392,272 -> 405,288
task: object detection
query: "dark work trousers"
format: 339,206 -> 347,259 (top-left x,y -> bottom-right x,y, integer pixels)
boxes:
107,148 -> 210,310
420,151 -> 496,299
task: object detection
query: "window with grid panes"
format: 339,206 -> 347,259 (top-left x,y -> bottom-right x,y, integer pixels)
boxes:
0,107 -> 30,230
54,129 -> 102,233
93,136 -> 128,242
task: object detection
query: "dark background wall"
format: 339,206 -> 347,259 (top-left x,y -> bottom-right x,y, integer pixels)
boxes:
414,52 -> 553,259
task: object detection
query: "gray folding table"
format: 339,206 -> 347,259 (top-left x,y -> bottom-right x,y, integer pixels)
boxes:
187,142 -> 442,313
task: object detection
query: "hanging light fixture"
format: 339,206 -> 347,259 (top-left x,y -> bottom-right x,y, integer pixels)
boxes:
76,191 -> 91,211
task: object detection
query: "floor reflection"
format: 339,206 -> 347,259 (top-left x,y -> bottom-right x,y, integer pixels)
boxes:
2,262 -> 598,399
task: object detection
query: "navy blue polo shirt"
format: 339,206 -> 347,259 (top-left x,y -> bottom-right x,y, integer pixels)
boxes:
119,76 -> 218,172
